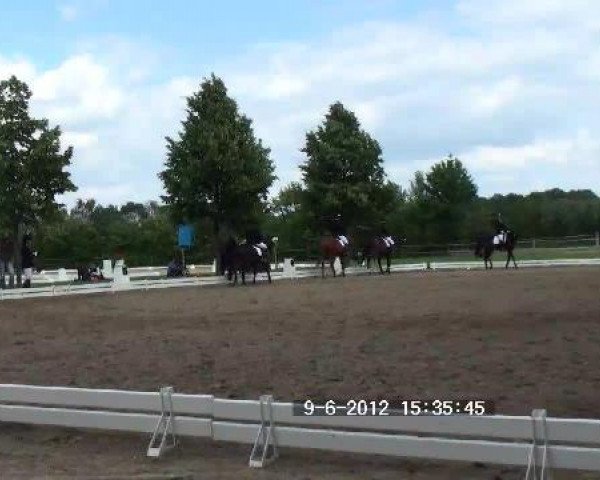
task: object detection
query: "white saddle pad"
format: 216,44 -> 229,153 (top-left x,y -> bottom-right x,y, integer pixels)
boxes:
383,236 -> 394,247
337,236 -> 348,246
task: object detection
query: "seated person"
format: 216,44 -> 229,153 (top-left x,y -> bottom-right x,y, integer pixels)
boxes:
167,259 -> 185,277
89,264 -> 104,282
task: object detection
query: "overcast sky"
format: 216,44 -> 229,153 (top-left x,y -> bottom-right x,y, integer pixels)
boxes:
1,0 -> 599,207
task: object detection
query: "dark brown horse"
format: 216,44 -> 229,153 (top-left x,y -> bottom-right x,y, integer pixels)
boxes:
319,236 -> 350,278
221,238 -> 272,286
362,236 -> 399,274
474,231 -> 518,269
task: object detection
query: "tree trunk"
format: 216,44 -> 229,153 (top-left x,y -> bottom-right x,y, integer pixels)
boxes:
12,222 -> 22,288
213,218 -> 222,276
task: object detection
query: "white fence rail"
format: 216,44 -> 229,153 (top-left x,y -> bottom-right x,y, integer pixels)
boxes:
2,384 -> 600,474
2,257 -> 600,301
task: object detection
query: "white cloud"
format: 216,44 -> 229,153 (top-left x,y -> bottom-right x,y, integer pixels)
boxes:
60,183 -> 136,207
61,131 -> 99,150
462,131 -> 600,171
31,54 -> 124,123
3,0 -> 600,207
466,76 -> 523,116
456,0 -> 600,27
58,4 -> 78,22
0,55 -> 36,82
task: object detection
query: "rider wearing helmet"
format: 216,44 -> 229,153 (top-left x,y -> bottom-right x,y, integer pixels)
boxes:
246,228 -> 268,256
329,214 -> 348,247
492,213 -> 509,246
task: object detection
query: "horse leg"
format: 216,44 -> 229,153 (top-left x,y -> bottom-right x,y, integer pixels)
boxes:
241,268 -> 246,285
484,253 -> 490,270
321,258 -> 326,279
386,253 -> 391,274
378,256 -> 384,275
341,256 -> 346,277
253,265 -> 257,284
266,264 -> 272,284
510,249 -> 518,268
330,258 -> 336,277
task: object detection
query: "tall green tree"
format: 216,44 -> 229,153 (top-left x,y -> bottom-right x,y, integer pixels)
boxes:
270,181 -> 304,217
409,155 -> 477,242
159,74 -> 275,267
0,75 -> 77,283
300,102 -> 399,233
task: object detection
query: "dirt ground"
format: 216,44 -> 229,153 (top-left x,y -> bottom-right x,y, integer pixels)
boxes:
1,266 -> 600,479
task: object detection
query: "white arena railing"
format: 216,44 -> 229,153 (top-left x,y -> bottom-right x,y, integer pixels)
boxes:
1,258 -> 600,301
2,384 -> 600,475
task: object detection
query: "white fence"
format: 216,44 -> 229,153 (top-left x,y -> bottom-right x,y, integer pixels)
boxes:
2,257 -> 600,301
2,384 -> 600,475
27,263 -> 216,285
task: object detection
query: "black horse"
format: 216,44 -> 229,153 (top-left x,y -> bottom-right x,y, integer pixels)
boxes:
361,236 -> 398,274
221,237 -> 272,285
474,231 -> 518,269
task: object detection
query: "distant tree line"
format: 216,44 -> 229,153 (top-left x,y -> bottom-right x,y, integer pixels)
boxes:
2,74 -> 599,273
31,186 -> 600,268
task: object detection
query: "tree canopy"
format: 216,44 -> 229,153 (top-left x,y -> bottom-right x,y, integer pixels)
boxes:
407,155 -> 478,242
300,102 -> 400,232
0,75 -> 77,233
0,75 -> 77,284
159,74 -> 276,245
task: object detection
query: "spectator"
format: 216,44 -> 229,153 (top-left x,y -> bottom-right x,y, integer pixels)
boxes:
21,234 -> 36,288
0,232 -> 15,289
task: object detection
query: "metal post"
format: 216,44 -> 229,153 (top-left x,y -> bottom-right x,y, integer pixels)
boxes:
272,237 -> 279,270
249,395 -> 278,468
525,409 -> 550,480
147,386 -> 177,458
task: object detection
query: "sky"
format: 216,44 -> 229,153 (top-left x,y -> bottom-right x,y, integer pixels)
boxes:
1,0 -> 599,207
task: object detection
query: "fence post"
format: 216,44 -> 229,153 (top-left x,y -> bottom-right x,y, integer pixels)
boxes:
532,239 -> 536,249
596,231 -> 599,247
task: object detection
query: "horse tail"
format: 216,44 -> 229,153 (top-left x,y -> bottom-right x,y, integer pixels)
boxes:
474,237 -> 485,257
507,231 -> 517,248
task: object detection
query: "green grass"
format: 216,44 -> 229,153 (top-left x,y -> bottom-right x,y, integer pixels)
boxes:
392,246 -> 600,265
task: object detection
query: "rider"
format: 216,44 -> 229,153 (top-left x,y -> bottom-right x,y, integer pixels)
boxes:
329,214 -> 349,247
246,228 -> 268,257
492,213 -> 509,246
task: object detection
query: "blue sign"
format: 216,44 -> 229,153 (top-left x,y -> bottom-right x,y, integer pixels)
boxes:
178,224 -> 194,248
